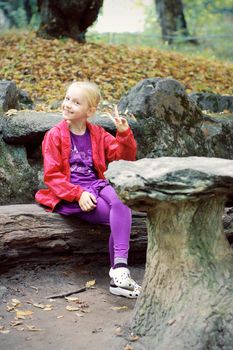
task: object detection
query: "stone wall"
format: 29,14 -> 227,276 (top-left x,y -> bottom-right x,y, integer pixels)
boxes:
0,78 -> 233,204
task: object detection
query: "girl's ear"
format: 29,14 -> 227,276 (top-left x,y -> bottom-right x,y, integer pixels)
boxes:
87,106 -> 96,117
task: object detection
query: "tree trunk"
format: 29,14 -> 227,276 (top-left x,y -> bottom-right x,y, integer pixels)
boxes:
105,157 -> 233,349
24,0 -> 33,24
37,0 -> 103,42
155,0 -> 190,44
0,204 -> 147,273
132,196 -> 233,349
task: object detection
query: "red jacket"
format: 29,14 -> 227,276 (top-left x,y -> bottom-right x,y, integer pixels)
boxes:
35,119 -> 137,211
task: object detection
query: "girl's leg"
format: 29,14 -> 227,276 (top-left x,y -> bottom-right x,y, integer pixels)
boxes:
75,196 -> 114,267
76,188 -> 140,297
98,185 -> 132,267
76,185 -> 132,268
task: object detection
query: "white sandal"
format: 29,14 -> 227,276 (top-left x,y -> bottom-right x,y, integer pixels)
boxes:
109,267 -> 141,291
109,283 -> 141,299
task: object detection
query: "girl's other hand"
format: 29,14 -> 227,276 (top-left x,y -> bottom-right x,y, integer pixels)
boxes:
107,105 -> 129,133
78,191 -> 97,212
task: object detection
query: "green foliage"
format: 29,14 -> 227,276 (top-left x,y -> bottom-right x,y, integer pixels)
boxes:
10,7 -> 28,27
90,0 -> 233,62
0,0 -> 40,28
183,0 -> 233,35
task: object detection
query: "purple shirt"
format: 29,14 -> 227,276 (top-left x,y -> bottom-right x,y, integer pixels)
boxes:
70,129 -> 98,185
55,129 -> 108,215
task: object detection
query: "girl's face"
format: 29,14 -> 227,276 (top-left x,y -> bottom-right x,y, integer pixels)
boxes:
62,86 -> 94,122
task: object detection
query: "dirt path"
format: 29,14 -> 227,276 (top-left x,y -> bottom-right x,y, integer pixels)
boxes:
0,261 -> 145,350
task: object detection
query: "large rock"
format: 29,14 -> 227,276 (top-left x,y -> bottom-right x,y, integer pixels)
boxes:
202,114 -> 233,159
0,136 -> 38,205
118,77 -> 233,159
119,77 -> 203,125
0,110 -> 137,204
1,111 -> 137,145
224,207 -> 233,244
0,78 -> 233,204
0,80 -> 19,114
118,78 -> 207,158
1,111 -> 63,145
105,157 -> 233,350
189,92 -> 233,112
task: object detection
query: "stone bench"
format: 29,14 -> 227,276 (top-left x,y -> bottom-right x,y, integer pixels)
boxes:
0,201 -> 232,275
0,204 -> 147,273
106,156 -> 233,350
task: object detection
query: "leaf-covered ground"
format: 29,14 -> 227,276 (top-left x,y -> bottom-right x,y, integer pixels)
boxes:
0,31 -> 233,110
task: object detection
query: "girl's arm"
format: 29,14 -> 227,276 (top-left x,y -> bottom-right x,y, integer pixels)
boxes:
42,130 -> 85,202
104,106 -> 137,162
104,127 -> 137,162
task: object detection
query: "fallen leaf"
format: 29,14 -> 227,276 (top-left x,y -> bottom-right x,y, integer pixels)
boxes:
27,301 -> 53,310
10,320 -> 23,327
1,31 -> 232,112
124,345 -> 134,350
44,306 -> 53,311
115,326 -> 123,336
25,324 -> 43,332
31,302 -> 46,309
65,296 -> 81,302
85,280 -> 96,288
11,299 -> 21,307
5,109 -> 18,116
129,333 -> 140,342
0,329 -> 10,334
111,306 -> 128,311
167,318 -> 176,326
16,310 -> 33,319
65,305 -> 80,311
6,305 -> 15,312
29,286 -> 39,293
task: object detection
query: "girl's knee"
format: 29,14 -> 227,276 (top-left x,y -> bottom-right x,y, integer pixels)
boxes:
112,199 -> 131,213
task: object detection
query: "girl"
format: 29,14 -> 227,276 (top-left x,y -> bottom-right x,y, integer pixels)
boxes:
35,81 -> 141,298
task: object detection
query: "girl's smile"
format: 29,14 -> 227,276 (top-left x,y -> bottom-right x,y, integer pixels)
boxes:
62,86 -> 94,122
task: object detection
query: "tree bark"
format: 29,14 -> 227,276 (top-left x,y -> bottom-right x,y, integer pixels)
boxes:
37,0 -> 103,42
105,157 -> 233,349
131,196 -> 233,348
0,204 -> 147,273
155,0 -> 192,44
24,0 -> 33,24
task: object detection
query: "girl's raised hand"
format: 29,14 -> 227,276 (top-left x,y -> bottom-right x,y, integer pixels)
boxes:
107,105 -> 129,133
78,191 -> 97,212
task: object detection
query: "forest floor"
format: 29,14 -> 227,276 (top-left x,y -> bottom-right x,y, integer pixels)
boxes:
0,261 -> 145,350
0,31 -> 233,112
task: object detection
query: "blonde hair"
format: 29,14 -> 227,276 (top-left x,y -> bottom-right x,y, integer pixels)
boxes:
67,81 -> 101,108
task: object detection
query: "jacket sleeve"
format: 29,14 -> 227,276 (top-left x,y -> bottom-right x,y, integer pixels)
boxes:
42,129 -> 85,202
104,127 -> 137,162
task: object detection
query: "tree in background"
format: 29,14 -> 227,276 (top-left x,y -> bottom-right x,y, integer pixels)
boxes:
183,0 -> 233,35
0,0 -> 39,28
37,0 -> 103,43
154,0 -> 190,44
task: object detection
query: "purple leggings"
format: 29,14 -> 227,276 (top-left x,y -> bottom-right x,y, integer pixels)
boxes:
57,185 -> 132,267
